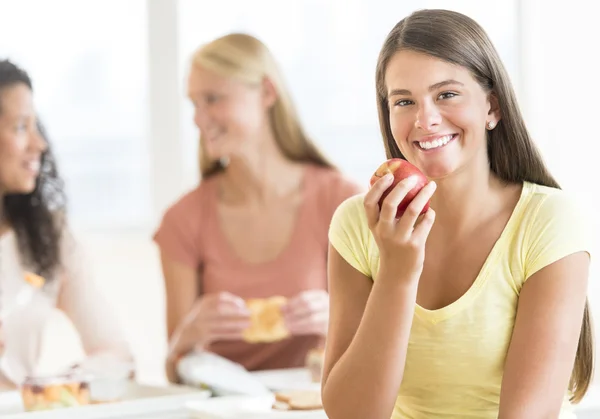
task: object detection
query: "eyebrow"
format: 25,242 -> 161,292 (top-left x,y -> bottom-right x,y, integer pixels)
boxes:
388,79 -> 464,97
188,89 -> 220,98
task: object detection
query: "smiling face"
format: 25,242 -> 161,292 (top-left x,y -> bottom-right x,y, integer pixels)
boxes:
384,49 -> 499,180
187,64 -> 275,161
0,83 -> 46,195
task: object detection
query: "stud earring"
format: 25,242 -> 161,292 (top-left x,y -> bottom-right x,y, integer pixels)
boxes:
487,121 -> 496,130
219,156 -> 230,167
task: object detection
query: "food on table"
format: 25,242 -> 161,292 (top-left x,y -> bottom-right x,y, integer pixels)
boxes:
243,296 -> 289,343
273,389 -> 323,411
20,373 -> 90,411
369,158 -> 429,218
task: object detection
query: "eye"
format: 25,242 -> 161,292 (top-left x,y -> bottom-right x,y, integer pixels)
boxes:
205,94 -> 221,104
393,99 -> 414,107
438,91 -> 458,100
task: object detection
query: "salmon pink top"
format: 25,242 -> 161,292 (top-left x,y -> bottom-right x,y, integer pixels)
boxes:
153,164 -> 362,370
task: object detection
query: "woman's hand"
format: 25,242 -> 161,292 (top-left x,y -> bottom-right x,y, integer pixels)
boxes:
364,174 -> 437,284
170,292 -> 250,353
282,289 -> 329,337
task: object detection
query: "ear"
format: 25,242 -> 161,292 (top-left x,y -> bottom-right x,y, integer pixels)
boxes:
487,91 -> 501,125
261,77 -> 277,109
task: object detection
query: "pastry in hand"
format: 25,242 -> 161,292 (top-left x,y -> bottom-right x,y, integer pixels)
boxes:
243,296 -> 289,343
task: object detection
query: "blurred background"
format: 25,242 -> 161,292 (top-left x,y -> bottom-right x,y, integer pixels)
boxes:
0,0 -> 598,386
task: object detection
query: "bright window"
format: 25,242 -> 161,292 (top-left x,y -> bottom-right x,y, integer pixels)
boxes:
0,0 -> 149,230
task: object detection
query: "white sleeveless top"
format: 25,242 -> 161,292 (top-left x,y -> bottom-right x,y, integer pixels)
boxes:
0,230 -> 130,385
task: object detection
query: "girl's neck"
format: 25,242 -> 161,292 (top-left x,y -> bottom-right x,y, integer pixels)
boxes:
429,157 -> 515,235
217,132 -> 304,206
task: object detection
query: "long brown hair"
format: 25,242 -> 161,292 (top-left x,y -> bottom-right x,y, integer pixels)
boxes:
189,33 -> 333,179
1,59 -> 66,280
375,9 -> 593,402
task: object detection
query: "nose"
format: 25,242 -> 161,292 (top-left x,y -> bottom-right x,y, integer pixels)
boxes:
415,101 -> 442,130
194,106 -> 215,135
193,106 -> 208,130
193,107 -> 202,128
29,127 -> 47,153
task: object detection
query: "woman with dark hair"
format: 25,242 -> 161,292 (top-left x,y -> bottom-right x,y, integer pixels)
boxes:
322,9 -> 592,419
0,59 -> 131,388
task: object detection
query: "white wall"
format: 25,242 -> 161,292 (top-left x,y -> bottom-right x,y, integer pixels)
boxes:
175,0 -> 521,196
0,0 -> 151,230
519,0 -> 600,356
74,231 -> 167,385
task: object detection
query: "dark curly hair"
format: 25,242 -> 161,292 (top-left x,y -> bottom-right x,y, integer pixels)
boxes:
1,59 -> 67,280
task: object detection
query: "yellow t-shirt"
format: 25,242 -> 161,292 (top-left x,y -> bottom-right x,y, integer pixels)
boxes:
328,182 -> 593,419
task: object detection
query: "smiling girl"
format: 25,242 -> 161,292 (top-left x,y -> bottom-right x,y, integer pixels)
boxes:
322,9 -> 593,419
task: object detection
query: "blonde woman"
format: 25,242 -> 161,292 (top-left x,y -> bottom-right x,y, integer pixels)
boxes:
154,33 -> 361,382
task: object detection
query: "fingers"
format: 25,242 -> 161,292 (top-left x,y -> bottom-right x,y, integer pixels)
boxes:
283,296 -> 328,320
282,290 -> 329,336
285,311 -> 328,336
216,292 -> 249,315
364,173 -> 394,229
379,176 -> 420,223
201,305 -> 251,343
282,290 -> 328,317
412,207 -> 436,240
204,329 -> 246,343
208,318 -> 251,341
397,181 -> 437,233
199,292 -> 249,317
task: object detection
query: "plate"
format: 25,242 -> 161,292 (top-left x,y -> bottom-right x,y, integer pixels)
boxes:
250,368 -> 320,392
185,395 -> 326,419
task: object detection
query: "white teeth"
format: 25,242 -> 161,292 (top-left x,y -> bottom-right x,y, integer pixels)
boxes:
27,161 -> 40,172
418,134 -> 453,150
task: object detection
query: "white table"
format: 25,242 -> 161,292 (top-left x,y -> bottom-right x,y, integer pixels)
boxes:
0,382 -> 211,418
0,369 -> 325,419
2,369 -> 598,419
2,393 -> 210,419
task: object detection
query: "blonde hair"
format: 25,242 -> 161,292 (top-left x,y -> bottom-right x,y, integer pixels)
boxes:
190,33 -> 333,178
376,9 -> 594,402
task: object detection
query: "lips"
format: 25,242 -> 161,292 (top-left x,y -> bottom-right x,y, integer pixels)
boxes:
24,160 -> 40,175
415,134 -> 457,151
206,134 -> 220,143
203,127 -> 225,143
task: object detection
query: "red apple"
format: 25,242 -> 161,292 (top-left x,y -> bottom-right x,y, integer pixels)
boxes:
369,158 -> 430,218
